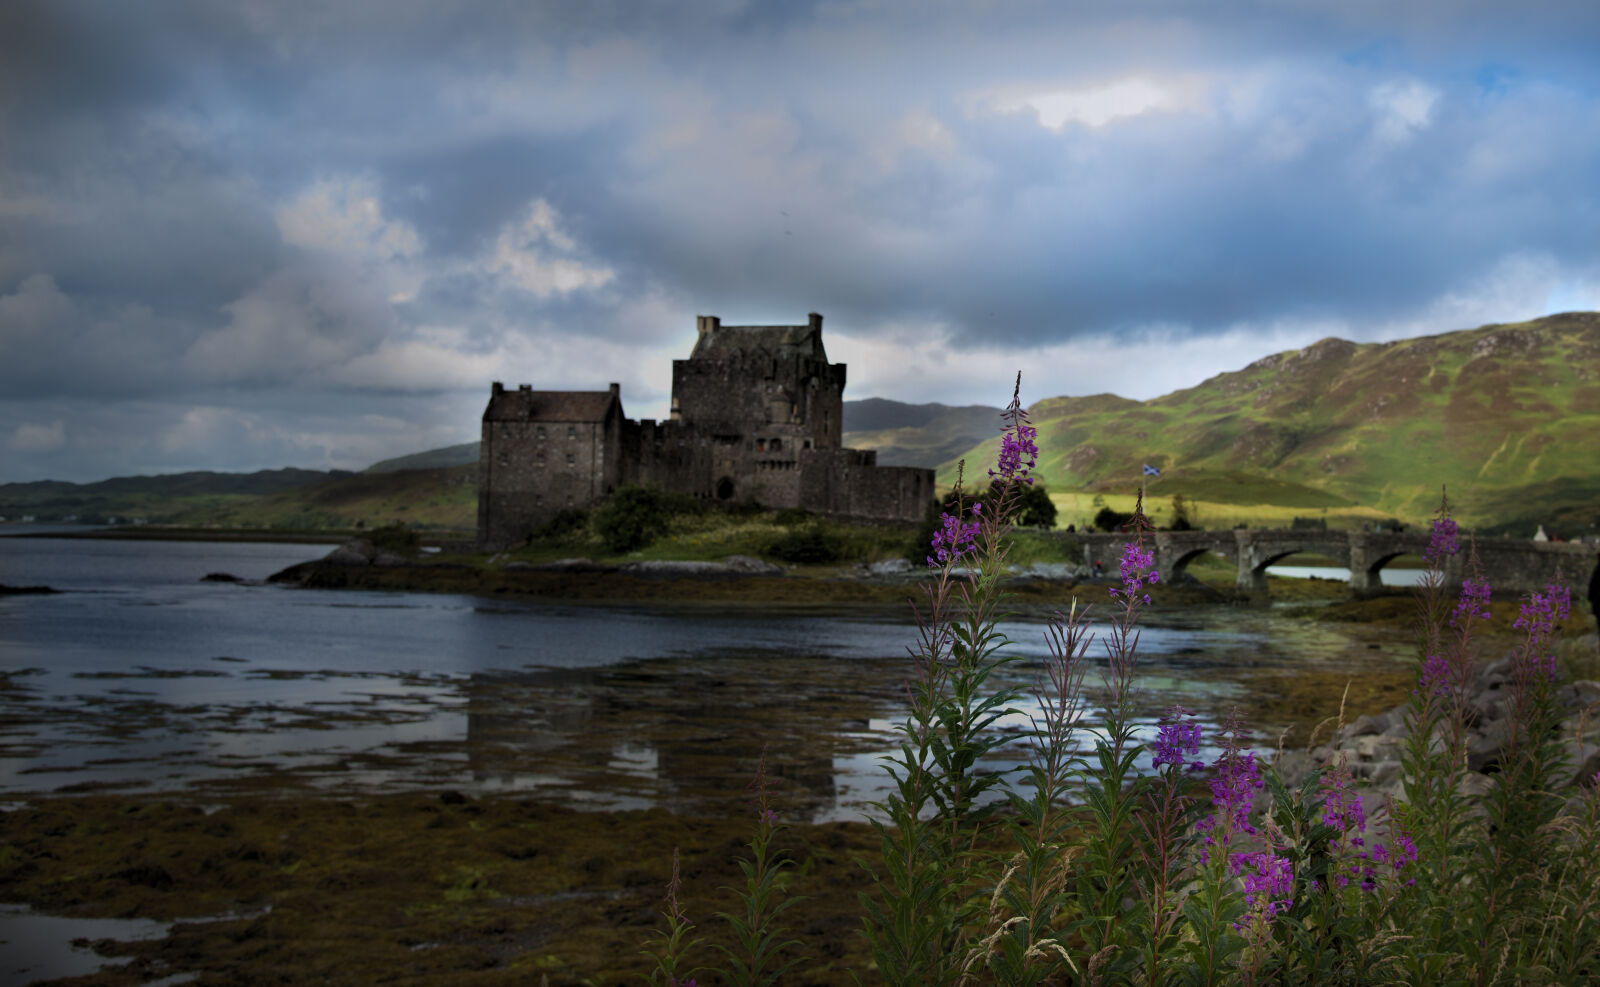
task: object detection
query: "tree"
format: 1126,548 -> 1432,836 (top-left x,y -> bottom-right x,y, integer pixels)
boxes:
1168,493 -> 1194,531
1093,506 -> 1133,532
988,479 -> 1057,529
592,486 -> 681,553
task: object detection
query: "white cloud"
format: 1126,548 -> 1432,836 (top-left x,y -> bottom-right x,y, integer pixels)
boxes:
7,419 -> 66,453
276,175 -> 423,261
1369,80 -> 1440,145
487,199 -> 615,298
989,76 -> 1200,130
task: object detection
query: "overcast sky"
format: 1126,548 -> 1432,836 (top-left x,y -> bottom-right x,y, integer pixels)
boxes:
3,1 -> 1598,483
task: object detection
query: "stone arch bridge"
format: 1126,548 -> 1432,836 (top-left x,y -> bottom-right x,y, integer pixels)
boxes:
1066,529 -> 1598,602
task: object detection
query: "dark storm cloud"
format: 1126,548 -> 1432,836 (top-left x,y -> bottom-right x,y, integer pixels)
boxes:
3,0 -> 1599,482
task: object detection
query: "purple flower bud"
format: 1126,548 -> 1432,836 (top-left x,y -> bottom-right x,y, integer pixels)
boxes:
1152,708 -> 1203,770
1425,516 -> 1459,562
1450,577 -> 1492,628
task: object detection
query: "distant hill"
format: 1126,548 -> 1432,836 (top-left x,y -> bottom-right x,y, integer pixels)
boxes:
842,399 -> 1005,469
0,468 -> 350,523
165,465 -> 478,531
365,442 -> 479,474
938,311 -> 1600,531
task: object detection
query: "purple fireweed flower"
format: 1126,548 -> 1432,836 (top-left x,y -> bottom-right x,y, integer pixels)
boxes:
1320,756 -> 1367,882
990,374 -> 1039,485
1109,540 -> 1159,605
1152,706 -> 1204,771
1417,652 -> 1452,698
1513,580 -> 1572,680
1425,516 -> 1459,562
1197,750 -> 1263,854
1230,851 -> 1295,920
1450,576 -> 1493,628
927,506 -> 981,568
1514,581 -> 1571,639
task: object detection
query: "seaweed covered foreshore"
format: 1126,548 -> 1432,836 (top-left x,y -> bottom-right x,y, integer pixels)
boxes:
0,795 -> 882,986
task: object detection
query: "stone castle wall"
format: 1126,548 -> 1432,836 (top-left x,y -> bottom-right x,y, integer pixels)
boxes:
476,314 -> 934,547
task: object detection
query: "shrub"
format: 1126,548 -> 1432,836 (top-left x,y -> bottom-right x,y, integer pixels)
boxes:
989,478 -> 1057,528
592,486 -> 687,554
765,523 -> 841,564
722,497 -> 766,518
1290,515 -> 1326,530
532,507 -> 589,540
367,523 -> 419,555
1094,505 -> 1134,531
772,506 -> 811,527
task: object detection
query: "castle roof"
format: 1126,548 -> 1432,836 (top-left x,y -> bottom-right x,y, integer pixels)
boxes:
689,314 -> 830,363
484,385 -> 619,422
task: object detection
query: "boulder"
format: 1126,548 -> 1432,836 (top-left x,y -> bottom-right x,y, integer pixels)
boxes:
324,541 -> 376,566
1025,562 -> 1081,581
200,572 -> 242,583
867,558 -> 912,576
724,555 -> 784,575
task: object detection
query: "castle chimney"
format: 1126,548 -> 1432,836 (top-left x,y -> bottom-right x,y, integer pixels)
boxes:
491,381 -> 504,395
808,312 -> 823,332
608,382 -> 620,398
697,315 -> 722,337
519,384 -> 531,392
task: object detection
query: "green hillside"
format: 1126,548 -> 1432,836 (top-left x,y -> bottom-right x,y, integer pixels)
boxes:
364,442 -> 479,474
939,312 -> 1600,532
842,399 -> 1006,469
166,465 -> 478,532
0,468 -> 349,524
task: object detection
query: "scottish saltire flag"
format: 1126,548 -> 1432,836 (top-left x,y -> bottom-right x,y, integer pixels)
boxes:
1143,464 -> 1161,476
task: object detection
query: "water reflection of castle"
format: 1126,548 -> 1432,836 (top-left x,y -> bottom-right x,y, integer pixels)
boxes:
461,667 -> 841,816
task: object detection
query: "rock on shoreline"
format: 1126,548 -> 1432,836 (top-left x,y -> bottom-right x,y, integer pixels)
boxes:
1274,651 -> 1600,812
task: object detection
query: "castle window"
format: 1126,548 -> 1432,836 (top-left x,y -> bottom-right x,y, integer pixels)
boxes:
567,426 -> 577,439
536,426 -> 546,439
536,453 -> 545,466
803,440 -> 811,450
500,426 -> 510,438
566,453 -> 575,466
769,438 -> 781,452
497,452 -> 508,466
756,438 -> 766,451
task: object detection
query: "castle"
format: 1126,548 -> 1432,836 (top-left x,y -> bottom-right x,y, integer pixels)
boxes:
476,313 -> 936,547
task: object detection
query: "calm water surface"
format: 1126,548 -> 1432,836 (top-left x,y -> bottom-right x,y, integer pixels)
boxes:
0,535 -> 1412,822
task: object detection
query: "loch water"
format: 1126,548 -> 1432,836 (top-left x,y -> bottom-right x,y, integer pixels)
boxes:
0,534 -> 1416,822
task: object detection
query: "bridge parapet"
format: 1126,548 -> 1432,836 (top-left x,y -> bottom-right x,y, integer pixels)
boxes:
1053,528 -> 1596,603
